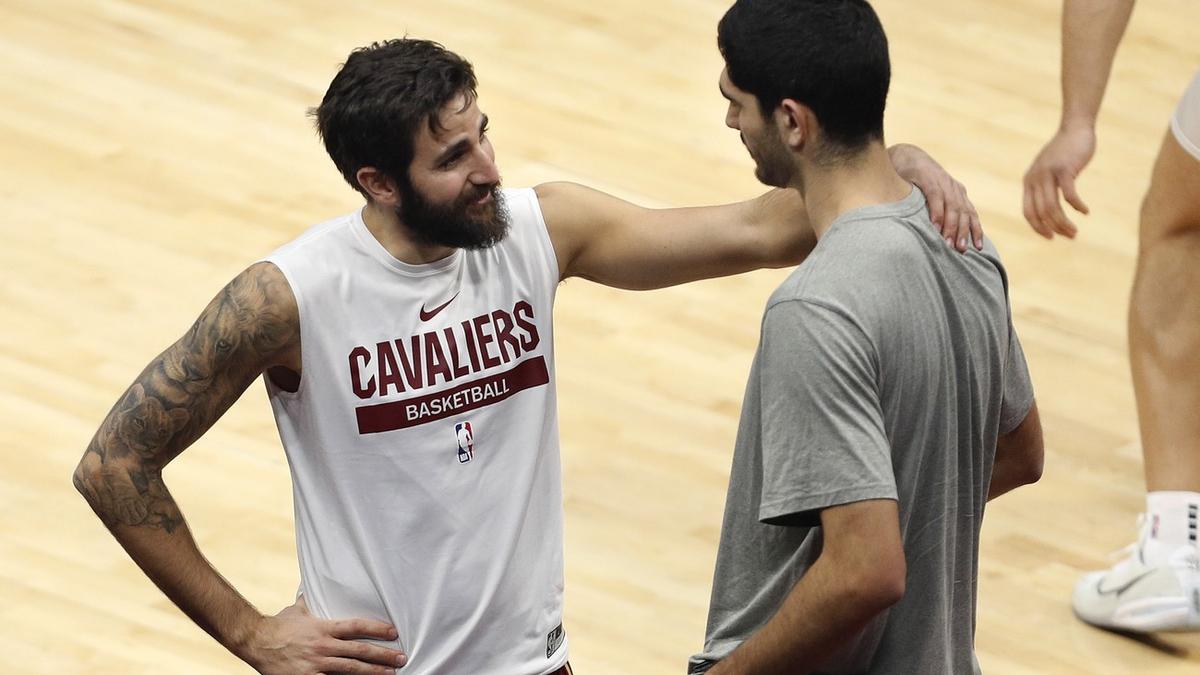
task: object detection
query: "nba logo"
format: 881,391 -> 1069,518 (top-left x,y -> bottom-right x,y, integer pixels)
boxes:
455,422 -> 474,463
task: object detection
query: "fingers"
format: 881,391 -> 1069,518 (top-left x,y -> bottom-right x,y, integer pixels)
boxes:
968,201 -> 983,251
1027,176 -> 1058,240
329,618 -> 399,641
1059,174 -> 1088,238
320,654 -> 402,674
1024,163 -> 1085,240
1039,178 -> 1077,239
324,618 -> 405,671
926,185 -> 947,235
952,206 -> 969,252
949,181 -> 977,252
932,179 -> 981,252
949,178 -> 984,250
322,637 -> 408,669
935,181 -> 958,246
1021,178 -> 1050,238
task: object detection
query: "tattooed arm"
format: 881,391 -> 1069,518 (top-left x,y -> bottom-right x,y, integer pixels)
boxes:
72,262 -> 405,675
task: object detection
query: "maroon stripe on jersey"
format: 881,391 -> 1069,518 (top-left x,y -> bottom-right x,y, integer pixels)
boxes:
355,356 -> 550,434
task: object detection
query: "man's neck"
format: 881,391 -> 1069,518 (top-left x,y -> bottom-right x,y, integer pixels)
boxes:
361,201 -> 457,265
790,143 -> 913,239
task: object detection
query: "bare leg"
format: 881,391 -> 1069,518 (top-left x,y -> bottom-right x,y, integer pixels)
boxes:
1131,130 -> 1200,492
1071,112 -> 1200,635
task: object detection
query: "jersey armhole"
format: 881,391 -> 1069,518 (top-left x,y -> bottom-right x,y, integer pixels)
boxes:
257,257 -> 307,399
522,188 -> 563,299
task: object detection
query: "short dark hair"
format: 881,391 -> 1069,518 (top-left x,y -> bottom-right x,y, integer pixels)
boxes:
718,0 -> 890,156
311,39 -> 478,198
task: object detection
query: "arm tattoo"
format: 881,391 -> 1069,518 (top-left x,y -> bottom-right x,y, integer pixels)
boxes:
78,263 -> 297,533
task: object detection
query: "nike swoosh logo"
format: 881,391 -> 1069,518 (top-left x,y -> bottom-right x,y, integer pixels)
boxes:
1096,569 -> 1156,597
419,292 -> 460,322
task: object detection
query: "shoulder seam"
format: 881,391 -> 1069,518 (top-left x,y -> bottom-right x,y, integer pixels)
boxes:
764,298 -> 882,375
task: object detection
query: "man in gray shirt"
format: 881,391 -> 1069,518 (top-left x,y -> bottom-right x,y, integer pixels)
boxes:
690,2 -> 1044,673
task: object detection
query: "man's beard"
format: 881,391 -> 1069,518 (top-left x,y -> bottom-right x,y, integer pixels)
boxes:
396,179 -> 510,250
738,129 -> 794,188
749,140 -> 794,188
753,160 -> 791,188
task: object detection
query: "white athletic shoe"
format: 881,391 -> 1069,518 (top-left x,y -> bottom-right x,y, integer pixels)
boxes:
1072,516 -> 1200,632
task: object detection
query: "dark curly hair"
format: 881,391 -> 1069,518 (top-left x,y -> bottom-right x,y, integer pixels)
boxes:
311,39 -> 478,198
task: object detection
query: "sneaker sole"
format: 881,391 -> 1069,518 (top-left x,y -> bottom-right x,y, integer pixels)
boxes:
1074,595 -> 1200,633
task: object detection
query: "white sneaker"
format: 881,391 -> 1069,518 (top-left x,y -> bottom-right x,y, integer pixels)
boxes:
1072,516 -> 1200,632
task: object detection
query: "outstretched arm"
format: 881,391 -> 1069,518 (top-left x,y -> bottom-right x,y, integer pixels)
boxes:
541,144 -> 981,290
1023,0 -> 1136,239
539,182 -> 813,290
72,262 -> 405,675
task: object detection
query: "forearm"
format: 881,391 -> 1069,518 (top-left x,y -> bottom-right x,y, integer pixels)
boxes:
749,187 -> 813,268
74,452 -> 263,662
886,143 -> 923,175
708,557 -> 893,675
1059,0 -> 1135,129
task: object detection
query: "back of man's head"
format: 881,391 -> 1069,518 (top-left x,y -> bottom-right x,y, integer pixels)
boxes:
717,0 -> 890,159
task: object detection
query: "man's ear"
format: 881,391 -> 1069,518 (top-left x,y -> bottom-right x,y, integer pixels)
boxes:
774,99 -> 814,151
356,167 -> 401,207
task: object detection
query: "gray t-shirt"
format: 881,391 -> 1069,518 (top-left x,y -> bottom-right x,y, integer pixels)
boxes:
689,187 -> 1034,675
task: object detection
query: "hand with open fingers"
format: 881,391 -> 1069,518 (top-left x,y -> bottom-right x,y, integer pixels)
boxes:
889,143 -> 983,252
245,596 -> 407,675
1022,124 -> 1095,240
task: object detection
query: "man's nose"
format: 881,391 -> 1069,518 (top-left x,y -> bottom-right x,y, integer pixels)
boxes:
471,156 -> 500,186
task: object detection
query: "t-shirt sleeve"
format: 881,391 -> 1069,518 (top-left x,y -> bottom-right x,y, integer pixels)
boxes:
998,320 -> 1035,435
757,300 -> 897,527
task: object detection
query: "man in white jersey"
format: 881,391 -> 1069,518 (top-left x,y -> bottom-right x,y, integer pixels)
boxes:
72,38 -> 980,674
1022,0 -> 1200,632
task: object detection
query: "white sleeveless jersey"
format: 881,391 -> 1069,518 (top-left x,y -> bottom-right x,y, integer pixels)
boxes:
262,188 -> 567,675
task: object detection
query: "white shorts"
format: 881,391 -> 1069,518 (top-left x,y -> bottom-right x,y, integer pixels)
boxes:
1170,69 -> 1200,162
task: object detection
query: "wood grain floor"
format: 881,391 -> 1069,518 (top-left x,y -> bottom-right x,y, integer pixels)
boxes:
2,0 -> 1199,672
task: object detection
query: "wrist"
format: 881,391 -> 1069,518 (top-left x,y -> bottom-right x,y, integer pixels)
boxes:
887,143 -> 922,175
886,142 -> 915,160
1058,115 -> 1096,134
227,609 -> 267,666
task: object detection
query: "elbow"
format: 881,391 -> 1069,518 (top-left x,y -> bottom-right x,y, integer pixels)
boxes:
1022,452 -> 1045,486
762,226 -> 816,269
1008,401 -> 1044,488
1014,432 -> 1045,488
772,241 -> 809,268
871,562 -> 907,611
73,459 -> 94,501
848,553 -> 906,613
72,454 -> 105,507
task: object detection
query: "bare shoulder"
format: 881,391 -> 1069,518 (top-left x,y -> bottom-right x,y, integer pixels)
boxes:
534,181 -> 641,278
533,182 -> 588,277
181,262 -> 300,372
226,261 -> 299,355
533,181 -> 591,225
531,180 -> 581,205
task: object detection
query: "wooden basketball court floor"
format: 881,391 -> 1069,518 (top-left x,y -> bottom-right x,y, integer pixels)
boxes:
2,0 -> 1199,672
